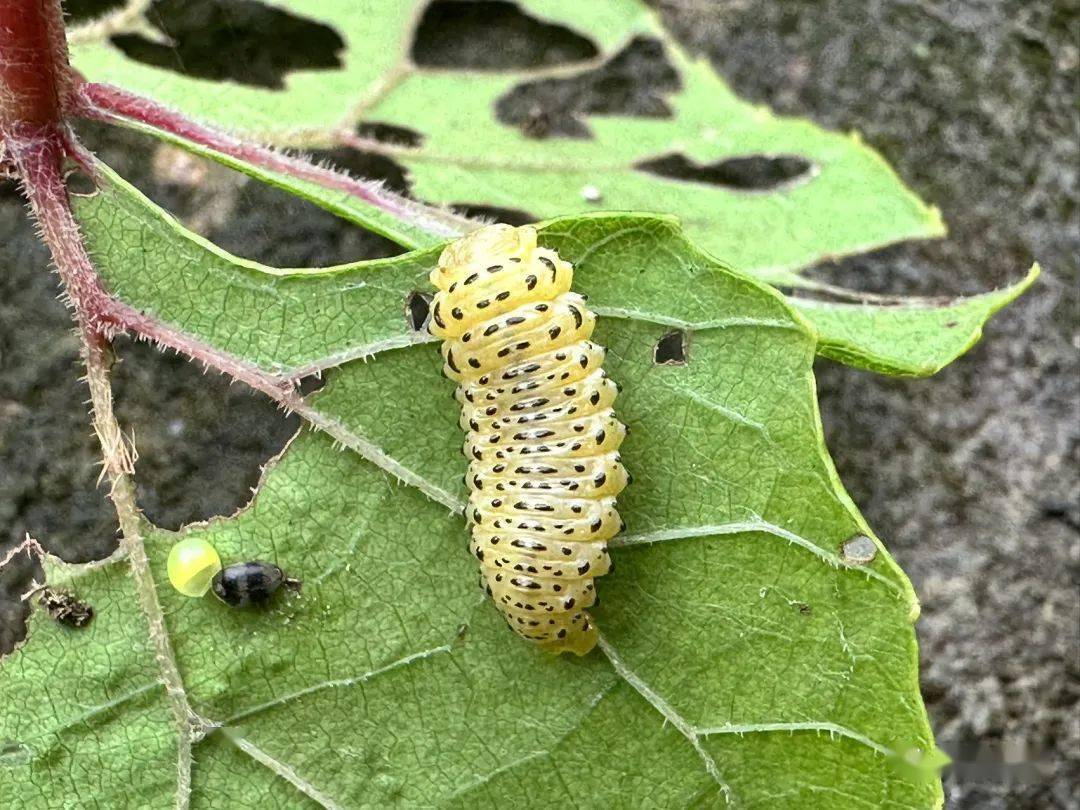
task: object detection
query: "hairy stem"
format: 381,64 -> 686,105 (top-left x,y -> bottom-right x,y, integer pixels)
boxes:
14,124 -> 196,808
82,334 -> 195,808
0,0 -> 71,130
73,80 -> 473,241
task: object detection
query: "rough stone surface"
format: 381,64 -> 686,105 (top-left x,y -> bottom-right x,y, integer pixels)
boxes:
1,1 -> 1076,806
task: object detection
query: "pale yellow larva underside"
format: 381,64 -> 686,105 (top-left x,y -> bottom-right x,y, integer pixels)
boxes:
429,224 -> 628,655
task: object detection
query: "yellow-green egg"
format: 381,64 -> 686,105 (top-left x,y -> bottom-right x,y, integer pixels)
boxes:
167,538 -> 222,597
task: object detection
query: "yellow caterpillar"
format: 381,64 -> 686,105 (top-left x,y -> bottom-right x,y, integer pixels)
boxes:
429,224 -> 628,655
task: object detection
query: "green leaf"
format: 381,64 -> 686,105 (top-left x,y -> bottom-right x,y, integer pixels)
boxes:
71,1 -> 1032,379
0,556 -> 180,808
4,160 -> 950,806
77,162 -> 1025,386
69,0 -> 944,285
793,265 -> 1040,376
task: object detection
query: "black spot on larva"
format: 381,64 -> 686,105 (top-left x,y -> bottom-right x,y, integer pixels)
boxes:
446,349 -> 461,373
579,355 -> 589,368
468,357 -> 482,369
525,274 -> 538,290
590,519 -> 603,532
568,305 -> 583,328
654,329 -> 688,365
596,430 -> 606,444
594,473 -> 606,487
452,307 -> 464,320
507,316 -> 526,326
536,303 -> 549,312
635,152 -> 814,192
405,291 -> 433,332
431,300 -> 446,329
577,561 -> 591,575
484,324 -> 500,337
549,326 -> 562,340
496,291 -> 511,301
477,299 -> 491,309
589,392 -> 600,405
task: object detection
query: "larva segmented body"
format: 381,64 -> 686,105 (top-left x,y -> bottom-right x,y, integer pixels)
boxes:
429,225 -> 628,655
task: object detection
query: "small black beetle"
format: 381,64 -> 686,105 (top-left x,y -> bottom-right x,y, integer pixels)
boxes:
211,561 -> 301,608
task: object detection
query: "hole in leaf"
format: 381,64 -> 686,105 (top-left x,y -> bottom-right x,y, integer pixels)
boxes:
635,153 -> 814,192
110,0 -> 345,89
412,0 -> 599,70
63,0 -> 126,24
354,121 -> 424,149
405,291 -> 433,332
64,168 -> 97,196
0,740 -> 33,767
296,375 -> 326,397
109,338 -> 301,532
307,147 -> 412,196
496,37 -> 681,139
0,540 -> 42,658
653,330 -> 688,365
75,123 -> 408,266
449,203 -> 535,227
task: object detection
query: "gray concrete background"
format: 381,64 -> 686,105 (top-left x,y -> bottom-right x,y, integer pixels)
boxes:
0,1 -> 1076,806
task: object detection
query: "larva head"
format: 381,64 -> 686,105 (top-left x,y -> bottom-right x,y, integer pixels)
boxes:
430,224 -> 537,289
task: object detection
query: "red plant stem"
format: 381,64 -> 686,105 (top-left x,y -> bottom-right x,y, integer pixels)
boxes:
9,130 -> 120,334
0,0 -> 71,132
74,81 -> 468,239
